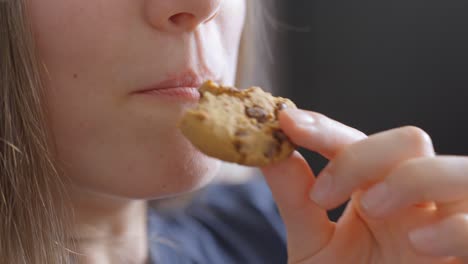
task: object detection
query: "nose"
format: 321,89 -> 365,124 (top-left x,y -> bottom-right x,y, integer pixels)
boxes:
145,0 -> 222,33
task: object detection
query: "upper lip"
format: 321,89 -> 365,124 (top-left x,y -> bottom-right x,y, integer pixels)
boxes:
135,70 -> 219,93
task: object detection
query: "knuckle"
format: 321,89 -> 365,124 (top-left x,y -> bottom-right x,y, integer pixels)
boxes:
398,126 -> 434,155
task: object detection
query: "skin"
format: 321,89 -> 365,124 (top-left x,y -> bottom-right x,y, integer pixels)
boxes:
30,0 -> 245,199
29,0 -> 245,262
262,109 -> 468,264
27,0 -> 468,263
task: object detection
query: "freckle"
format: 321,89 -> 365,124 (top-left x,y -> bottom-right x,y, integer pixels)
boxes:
73,73 -> 78,79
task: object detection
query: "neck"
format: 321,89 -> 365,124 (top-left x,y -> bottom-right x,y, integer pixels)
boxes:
67,186 -> 148,264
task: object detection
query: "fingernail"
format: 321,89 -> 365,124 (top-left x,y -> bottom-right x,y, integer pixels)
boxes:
409,226 -> 439,253
310,172 -> 333,206
284,109 -> 315,126
361,182 -> 393,217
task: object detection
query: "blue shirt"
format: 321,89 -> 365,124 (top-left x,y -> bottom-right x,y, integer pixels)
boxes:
147,176 -> 287,264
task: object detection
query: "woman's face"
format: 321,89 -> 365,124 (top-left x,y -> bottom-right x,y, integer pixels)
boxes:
29,0 -> 246,199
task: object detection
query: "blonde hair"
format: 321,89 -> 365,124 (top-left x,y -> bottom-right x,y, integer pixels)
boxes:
0,0 -> 72,263
0,0 -> 268,263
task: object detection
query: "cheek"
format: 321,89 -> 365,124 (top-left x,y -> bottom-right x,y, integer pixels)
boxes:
30,0 -> 100,60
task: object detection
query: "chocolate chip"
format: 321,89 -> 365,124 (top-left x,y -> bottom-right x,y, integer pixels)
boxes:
233,140 -> 243,152
273,130 -> 288,143
193,112 -> 207,121
264,142 -> 279,159
235,129 -> 248,137
245,106 -> 268,123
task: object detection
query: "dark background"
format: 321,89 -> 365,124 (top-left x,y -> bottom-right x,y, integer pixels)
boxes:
275,0 -> 468,220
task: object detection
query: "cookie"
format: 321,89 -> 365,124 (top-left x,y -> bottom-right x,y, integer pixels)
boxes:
178,80 -> 297,166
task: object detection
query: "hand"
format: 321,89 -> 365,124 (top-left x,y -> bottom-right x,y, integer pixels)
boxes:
261,108 -> 468,264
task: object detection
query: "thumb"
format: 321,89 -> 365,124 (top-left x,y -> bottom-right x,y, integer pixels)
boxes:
261,151 -> 334,263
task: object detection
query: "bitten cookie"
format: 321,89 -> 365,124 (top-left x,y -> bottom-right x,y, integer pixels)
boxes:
178,80 -> 297,166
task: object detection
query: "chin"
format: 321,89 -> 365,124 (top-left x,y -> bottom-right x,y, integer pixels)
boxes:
124,149 -> 222,200
163,151 -> 222,197
65,129 -> 223,200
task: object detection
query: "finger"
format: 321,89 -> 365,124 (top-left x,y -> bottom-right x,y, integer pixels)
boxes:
311,126 -> 435,209
279,109 -> 367,160
409,213 -> 468,261
261,151 -> 334,263
360,156 -> 468,218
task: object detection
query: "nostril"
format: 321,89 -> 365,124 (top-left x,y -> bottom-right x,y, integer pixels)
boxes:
169,13 -> 196,26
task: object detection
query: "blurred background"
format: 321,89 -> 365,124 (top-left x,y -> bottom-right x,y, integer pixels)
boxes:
269,0 -> 468,220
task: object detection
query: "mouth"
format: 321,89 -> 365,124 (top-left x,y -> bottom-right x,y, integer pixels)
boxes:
133,70 -> 221,101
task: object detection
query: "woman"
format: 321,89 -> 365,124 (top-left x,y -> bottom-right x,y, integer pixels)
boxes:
1,0 -> 468,263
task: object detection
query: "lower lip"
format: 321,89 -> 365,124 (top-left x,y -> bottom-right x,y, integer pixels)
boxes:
137,87 -> 200,101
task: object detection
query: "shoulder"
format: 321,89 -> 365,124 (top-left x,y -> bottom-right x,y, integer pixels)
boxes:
147,175 -> 287,264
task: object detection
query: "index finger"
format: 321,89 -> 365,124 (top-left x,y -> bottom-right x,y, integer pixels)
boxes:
280,109 -> 367,159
